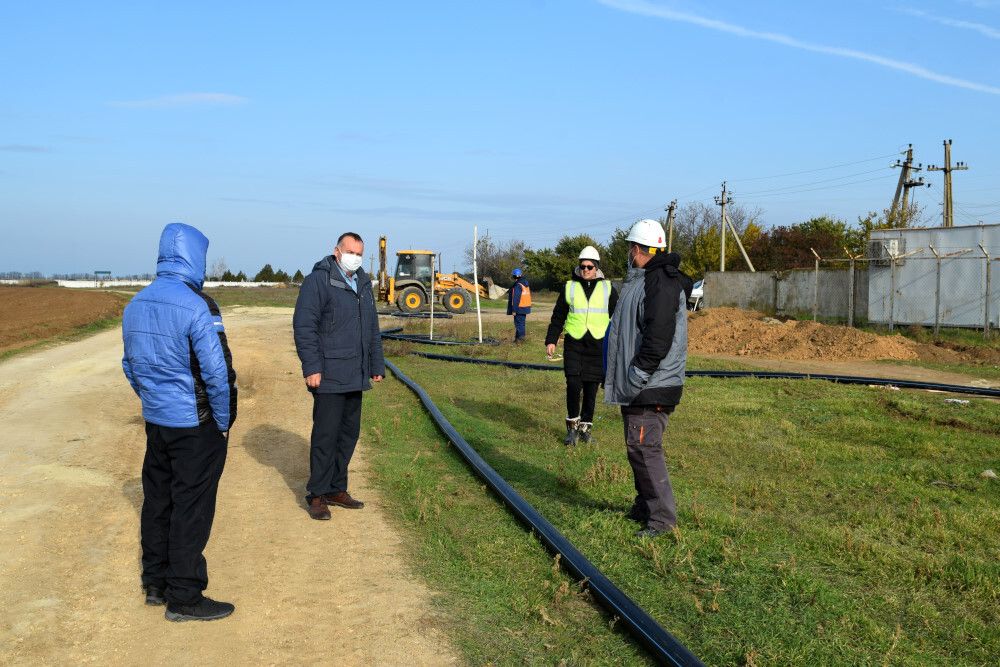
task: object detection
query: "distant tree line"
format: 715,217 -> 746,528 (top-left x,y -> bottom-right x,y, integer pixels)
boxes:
206,259 -> 304,283
463,202 -> 921,287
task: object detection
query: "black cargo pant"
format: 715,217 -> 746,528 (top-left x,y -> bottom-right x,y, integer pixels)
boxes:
622,405 -> 677,531
141,421 -> 228,605
306,391 -> 363,502
566,376 -> 600,422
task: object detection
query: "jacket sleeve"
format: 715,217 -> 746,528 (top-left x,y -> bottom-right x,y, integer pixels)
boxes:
631,271 -> 679,377
608,284 -> 619,318
189,302 -> 233,432
507,283 -> 520,315
293,273 -> 324,377
122,355 -> 140,396
545,285 -> 568,345
368,290 -> 385,377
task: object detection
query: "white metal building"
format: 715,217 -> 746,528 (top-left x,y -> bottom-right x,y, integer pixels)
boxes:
868,223 -> 1000,329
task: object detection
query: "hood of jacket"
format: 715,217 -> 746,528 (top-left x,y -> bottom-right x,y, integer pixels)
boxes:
157,222 -> 208,288
660,252 -> 695,300
572,266 -> 607,281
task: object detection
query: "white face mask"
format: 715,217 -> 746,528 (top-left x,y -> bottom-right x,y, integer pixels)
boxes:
338,251 -> 363,273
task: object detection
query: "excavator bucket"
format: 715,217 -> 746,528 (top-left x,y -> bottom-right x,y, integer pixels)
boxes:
484,276 -> 508,300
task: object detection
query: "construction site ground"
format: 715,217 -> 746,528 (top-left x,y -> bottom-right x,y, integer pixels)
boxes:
0,306 -> 459,666
1,287 -> 997,664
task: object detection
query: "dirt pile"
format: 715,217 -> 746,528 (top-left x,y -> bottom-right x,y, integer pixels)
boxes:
0,287 -> 126,353
689,307 -> 920,361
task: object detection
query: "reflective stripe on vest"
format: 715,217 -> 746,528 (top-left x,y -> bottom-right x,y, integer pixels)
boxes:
518,284 -> 532,308
564,279 -> 610,339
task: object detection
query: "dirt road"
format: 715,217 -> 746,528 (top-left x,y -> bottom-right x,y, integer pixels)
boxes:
0,307 -> 459,665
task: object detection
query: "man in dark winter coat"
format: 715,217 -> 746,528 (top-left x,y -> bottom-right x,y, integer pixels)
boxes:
506,267 -> 532,342
605,219 -> 688,539
293,232 -> 385,521
545,246 -> 618,446
122,222 -> 238,622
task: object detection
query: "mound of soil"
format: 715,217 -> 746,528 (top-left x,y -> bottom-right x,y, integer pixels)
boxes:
0,287 -> 126,353
688,308 -> 920,361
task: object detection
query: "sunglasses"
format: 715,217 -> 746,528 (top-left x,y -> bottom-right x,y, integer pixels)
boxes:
579,263 -> 596,270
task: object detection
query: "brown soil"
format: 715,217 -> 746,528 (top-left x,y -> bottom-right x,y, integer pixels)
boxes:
689,307 -> 921,361
0,287 -> 126,353
689,307 -> 999,366
0,307 -> 458,665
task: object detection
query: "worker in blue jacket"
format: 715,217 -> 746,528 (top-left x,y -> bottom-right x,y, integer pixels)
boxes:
122,222 -> 238,622
506,267 -> 532,343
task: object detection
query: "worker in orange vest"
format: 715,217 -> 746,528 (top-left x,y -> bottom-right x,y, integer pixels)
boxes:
506,268 -> 532,343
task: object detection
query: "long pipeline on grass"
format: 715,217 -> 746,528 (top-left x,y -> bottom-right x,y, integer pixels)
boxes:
381,332 -> 501,346
409,352 -> 1000,399
384,358 -> 704,667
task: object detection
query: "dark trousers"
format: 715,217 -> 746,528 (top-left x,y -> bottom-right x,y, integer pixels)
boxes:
513,314 -> 527,340
141,421 -> 228,605
307,391 -> 363,502
566,376 -> 600,422
622,406 -> 676,531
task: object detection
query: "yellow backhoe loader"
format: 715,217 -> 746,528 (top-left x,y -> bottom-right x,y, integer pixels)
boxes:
376,236 -> 504,314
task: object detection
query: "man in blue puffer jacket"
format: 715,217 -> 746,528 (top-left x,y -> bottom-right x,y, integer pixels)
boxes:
122,222 -> 238,622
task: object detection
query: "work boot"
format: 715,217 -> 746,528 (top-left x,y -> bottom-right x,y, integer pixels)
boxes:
323,491 -> 364,509
563,417 -> 580,446
144,584 -> 166,606
308,496 -> 331,520
577,421 -> 594,444
164,597 -> 235,622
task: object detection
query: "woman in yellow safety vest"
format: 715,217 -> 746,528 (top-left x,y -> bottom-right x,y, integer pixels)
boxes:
544,246 -> 618,445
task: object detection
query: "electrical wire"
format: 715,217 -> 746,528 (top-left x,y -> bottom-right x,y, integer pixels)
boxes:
736,167 -> 893,197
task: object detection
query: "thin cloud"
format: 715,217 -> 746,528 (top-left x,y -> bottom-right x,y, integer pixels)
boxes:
899,7 -> 1000,39
310,173 -> 629,209
598,0 -> 1000,94
109,92 -> 248,108
0,144 -> 49,153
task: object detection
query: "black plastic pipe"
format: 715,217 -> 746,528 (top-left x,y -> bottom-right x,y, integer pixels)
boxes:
377,310 -> 454,319
385,359 -> 704,667
381,332 -> 500,346
410,352 -> 1000,399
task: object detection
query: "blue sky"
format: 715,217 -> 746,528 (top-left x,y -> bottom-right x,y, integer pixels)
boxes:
2,0 -> 999,275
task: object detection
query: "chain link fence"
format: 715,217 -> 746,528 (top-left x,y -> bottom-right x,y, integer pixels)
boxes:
704,244 -> 998,339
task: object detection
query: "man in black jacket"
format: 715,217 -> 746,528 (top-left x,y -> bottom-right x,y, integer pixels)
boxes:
293,232 -> 385,521
604,220 -> 689,538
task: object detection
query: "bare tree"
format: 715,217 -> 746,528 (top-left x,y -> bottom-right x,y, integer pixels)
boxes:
208,257 -> 229,281
464,235 -> 527,287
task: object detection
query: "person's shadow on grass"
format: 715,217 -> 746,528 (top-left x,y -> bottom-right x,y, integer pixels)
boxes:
451,397 -> 626,515
241,424 -> 310,509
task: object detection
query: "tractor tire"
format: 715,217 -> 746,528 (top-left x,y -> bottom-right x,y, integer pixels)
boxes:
397,286 -> 425,313
442,288 -> 469,314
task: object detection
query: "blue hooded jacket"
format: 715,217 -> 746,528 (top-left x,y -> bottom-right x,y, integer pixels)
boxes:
122,223 -> 237,432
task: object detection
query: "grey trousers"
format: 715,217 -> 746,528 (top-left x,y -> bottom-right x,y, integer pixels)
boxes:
622,405 -> 677,530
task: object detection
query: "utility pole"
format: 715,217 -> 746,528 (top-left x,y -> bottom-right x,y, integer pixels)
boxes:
927,139 -> 969,227
664,199 -> 677,253
890,144 -> 928,220
714,182 -> 755,272
714,182 -> 731,272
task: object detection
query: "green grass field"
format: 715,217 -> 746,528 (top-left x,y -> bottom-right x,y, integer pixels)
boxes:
364,317 -> 1000,665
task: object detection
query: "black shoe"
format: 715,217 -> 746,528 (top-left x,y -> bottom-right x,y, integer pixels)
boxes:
625,507 -> 648,524
636,526 -> 672,539
144,584 -> 166,606
165,597 -> 235,622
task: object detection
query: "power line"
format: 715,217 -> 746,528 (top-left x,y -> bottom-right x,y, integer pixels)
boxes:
736,167 -> 892,197
740,174 -> 897,199
726,151 -> 902,183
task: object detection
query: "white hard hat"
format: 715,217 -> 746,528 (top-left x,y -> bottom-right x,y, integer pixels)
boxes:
626,219 -> 666,249
578,245 -> 600,262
